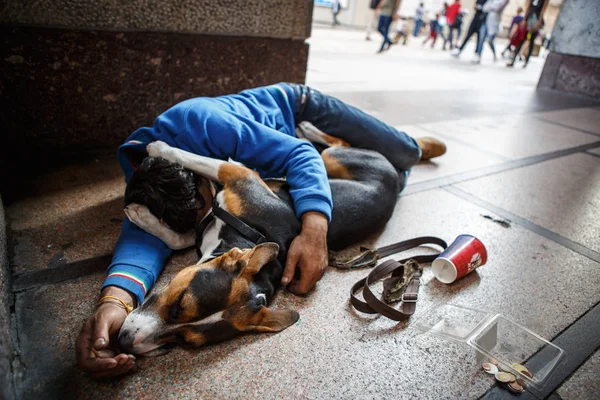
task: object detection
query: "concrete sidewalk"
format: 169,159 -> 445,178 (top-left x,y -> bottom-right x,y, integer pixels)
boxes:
4,26 -> 600,399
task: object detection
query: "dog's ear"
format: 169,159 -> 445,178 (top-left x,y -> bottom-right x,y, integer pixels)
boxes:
241,242 -> 279,276
230,305 -> 299,333
249,307 -> 300,333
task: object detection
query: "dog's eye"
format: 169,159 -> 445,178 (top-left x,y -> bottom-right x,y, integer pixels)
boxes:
168,302 -> 183,323
168,292 -> 186,322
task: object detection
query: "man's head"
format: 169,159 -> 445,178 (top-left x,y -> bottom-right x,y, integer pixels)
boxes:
517,7 -> 523,14
118,243 -> 299,355
124,157 -> 209,233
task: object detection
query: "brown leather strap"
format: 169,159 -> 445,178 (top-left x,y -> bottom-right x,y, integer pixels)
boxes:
350,237 -> 447,321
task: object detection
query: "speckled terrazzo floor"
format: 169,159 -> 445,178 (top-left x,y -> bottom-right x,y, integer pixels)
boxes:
5,27 -> 600,400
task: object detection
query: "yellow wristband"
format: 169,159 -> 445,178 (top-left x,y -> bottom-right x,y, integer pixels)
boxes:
97,295 -> 134,314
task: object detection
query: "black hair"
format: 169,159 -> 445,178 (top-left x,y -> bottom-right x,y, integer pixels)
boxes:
124,156 -> 203,233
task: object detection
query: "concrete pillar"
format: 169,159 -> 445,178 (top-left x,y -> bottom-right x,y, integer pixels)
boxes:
538,0 -> 600,98
0,0 -> 314,158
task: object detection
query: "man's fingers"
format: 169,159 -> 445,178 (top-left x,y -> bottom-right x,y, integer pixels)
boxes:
282,248 -> 300,285
92,314 -> 111,351
289,271 -> 316,295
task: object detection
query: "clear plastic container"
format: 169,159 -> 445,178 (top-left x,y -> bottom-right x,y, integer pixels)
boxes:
412,303 -> 565,393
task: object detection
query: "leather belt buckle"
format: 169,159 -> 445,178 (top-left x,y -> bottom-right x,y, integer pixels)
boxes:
401,293 -> 418,303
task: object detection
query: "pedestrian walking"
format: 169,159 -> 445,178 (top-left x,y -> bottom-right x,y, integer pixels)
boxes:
501,7 -> 524,58
451,0 -> 487,61
413,2 -> 425,36
366,0 -> 382,41
332,0 -> 342,26
422,14 -> 441,48
394,16 -> 410,45
377,0 -> 401,53
443,0 -> 462,50
507,0 -> 550,68
474,0 -> 508,63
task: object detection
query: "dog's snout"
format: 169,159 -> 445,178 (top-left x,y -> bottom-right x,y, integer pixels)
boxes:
118,330 -> 135,353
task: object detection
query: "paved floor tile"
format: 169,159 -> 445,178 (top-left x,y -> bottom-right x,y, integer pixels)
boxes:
400,126 -> 507,184
18,189 -> 600,399
6,157 -> 124,274
557,350 -> 600,400
535,107 -> 600,135
456,153 -> 600,253
418,114 -> 599,159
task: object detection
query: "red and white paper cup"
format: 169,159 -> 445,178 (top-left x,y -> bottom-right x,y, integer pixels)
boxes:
432,235 -> 487,284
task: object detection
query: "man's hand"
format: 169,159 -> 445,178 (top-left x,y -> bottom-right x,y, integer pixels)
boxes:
76,287 -> 137,378
282,212 -> 329,295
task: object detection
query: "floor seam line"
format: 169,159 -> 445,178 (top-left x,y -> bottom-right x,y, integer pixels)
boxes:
532,116 -> 600,138
442,186 -> 600,264
584,150 -> 600,159
402,140 -> 600,197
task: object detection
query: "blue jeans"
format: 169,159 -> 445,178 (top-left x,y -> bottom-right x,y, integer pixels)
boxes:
288,84 -> 421,191
476,23 -> 496,57
413,19 -> 423,36
377,15 -> 394,52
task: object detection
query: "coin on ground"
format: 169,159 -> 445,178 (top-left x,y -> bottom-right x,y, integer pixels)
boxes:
482,363 -> 498,374
521,369 -> 534,379
511,362 -> 527,373
508,380 -> 525,394
498,363 -> 512,372
495,372 -> 515,383
488,357 -> 499,365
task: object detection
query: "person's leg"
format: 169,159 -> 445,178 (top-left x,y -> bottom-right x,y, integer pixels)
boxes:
366,10 -> 375,39
458,20 -> 477,52
488,34 -> 497,60
475,23 -> 486,55
431,31 -> 438,48
508,38 -> 524,66
380,16 -> 393,51
524,31 -> 536,65
291,85 -> 422,177
413,19 -> 421,36
377,15 -> 387,51
447,26 -> 455,50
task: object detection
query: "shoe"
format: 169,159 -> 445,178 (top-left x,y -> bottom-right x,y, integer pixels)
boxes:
506,62 -> 515,67
451,48 -> 460,58
471,54 -> 481,64
416,137 -> 447,160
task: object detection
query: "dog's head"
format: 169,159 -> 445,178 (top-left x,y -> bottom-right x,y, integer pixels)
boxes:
124,156 -> 213,233
118,242 -> 299,355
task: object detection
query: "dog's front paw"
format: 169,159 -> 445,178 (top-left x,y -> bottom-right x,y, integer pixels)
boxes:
147,141 -> 175,160
124,203 -> 162,233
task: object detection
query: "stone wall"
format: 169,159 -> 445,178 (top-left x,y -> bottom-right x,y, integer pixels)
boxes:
0,0 -> 312,39
0,0 -> 314,187
538,0 -> 600,99
550,0 -> 600,59
0,195 -> 14,400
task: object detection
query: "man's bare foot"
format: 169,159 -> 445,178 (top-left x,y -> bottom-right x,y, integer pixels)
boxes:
416,137 -> 447,160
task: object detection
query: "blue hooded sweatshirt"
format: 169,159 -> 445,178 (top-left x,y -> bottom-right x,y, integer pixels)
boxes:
102,83 -> 333,304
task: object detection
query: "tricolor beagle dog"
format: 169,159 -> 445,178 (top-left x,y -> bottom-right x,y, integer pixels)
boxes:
118,125 -> 399,355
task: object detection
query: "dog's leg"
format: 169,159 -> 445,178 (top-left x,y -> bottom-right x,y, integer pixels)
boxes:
148,141 -> 239,184
124,203 -> 196,250
296,121 -> 350,148
147,140 -> 275,197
